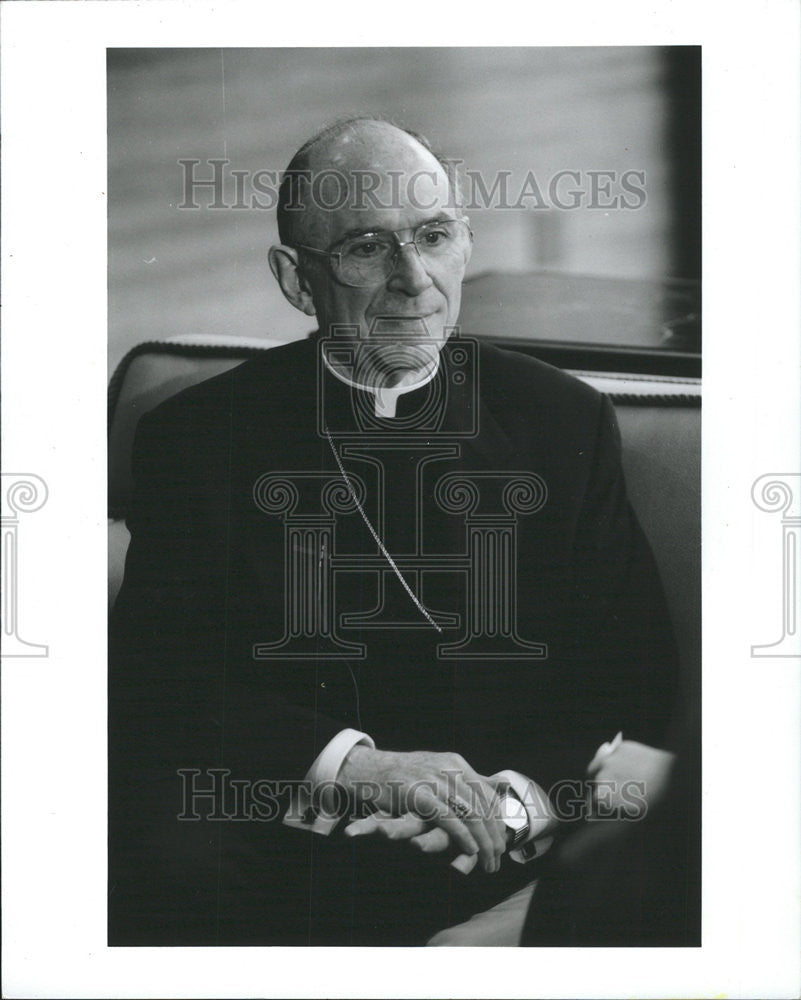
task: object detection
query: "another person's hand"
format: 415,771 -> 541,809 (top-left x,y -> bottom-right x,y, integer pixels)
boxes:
587,739 -> 676,817
338,747 -> 506,873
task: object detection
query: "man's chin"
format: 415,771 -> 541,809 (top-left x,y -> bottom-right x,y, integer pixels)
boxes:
365,313 -> 445,339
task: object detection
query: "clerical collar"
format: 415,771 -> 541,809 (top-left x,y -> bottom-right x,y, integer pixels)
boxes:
321,349 -> 440,418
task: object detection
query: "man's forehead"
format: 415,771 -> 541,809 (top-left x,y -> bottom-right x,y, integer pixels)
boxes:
296,122 -> 452,244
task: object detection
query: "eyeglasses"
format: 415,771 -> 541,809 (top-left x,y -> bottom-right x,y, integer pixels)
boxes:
296,218 -> 473,288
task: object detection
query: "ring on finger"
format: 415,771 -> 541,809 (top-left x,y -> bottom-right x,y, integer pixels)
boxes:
446,795 -> 471,820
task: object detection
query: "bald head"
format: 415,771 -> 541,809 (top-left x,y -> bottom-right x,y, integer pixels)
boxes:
276,117 -> 460,247
304,118 -> 437,173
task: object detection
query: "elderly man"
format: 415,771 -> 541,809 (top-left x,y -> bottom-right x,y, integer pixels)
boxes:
109,117 -> 679,946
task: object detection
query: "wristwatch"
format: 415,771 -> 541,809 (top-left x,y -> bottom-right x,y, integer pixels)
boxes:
498,789 -> 529,850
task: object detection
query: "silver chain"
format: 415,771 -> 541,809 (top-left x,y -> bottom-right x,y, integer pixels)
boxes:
324,427 -> 442,633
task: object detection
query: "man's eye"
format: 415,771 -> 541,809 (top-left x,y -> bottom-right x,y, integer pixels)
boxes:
348,240 -> 385,259
419,228 -> 449,247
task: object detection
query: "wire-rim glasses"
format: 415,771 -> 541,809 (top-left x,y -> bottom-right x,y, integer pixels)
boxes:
296,217 -> 473,288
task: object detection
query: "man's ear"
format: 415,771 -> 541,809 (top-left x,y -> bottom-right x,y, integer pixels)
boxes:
268,245 -> 317,316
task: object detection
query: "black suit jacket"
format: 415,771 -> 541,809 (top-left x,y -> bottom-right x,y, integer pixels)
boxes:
109,336 -> 679,945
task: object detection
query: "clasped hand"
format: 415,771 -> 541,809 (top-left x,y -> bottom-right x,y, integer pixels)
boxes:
338,747 -> 507,874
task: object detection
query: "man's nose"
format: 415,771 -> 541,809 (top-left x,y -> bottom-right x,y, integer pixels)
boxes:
386,242 -> 434,295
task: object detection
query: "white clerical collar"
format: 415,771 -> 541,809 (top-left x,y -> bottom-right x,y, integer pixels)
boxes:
321,349 -> 440,418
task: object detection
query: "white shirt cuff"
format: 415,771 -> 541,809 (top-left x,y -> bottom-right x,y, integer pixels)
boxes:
492,768 -> 557,864
283,728 -> 375,836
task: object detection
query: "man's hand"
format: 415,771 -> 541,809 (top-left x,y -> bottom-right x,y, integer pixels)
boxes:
338,747 -> 506,873
343,810 -> 482,873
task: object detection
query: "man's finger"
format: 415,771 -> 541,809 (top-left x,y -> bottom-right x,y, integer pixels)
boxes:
410,828 -> 450,853
449,784 -> 501,873
470,779 -> 507,866
451,851 -> 479,875
345,812 -> 428,841
444,792 -> 498,871
412,786 -> 479,860
373,814 -> 428,840
343,810 -> 393,837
